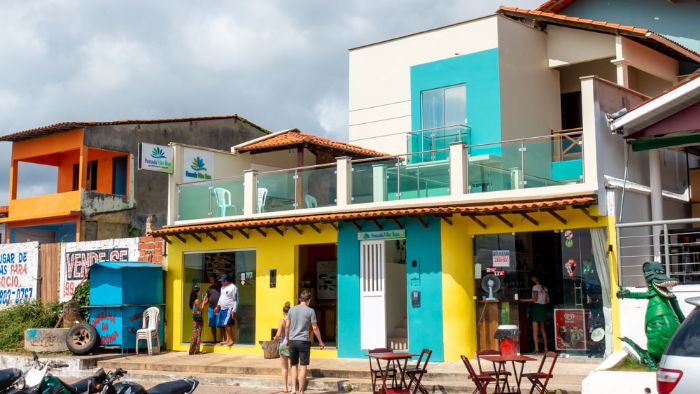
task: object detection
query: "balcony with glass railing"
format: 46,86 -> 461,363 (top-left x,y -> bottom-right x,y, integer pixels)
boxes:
173,130 -> 585,223
407,124 -> 470,162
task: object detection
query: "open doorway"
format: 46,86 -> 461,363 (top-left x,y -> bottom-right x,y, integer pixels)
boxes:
298,244 -> 337,347
474,230 -> 608,357
385,239 -> 407,350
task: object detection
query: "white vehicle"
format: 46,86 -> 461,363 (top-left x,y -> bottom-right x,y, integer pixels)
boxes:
657,296 -> 700,394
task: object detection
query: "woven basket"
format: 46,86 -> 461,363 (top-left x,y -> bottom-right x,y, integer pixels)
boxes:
260,340 -> 280,359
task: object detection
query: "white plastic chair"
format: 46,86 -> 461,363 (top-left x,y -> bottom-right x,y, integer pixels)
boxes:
305,194 -> 318,208
136,307 -> 160,355
213,187 -> 236,217
257,188 -> 268,213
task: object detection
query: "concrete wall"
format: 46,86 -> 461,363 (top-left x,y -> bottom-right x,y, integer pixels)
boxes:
83,118 -> 267,234
348,15 -> 499,154
498,16 -> 562,141
547,25 -> 616,68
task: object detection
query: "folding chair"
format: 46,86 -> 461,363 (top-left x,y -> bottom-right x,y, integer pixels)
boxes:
406,348 -> 432,394
523,351 -> 559,394
461,355 -> 496,394
476,349 -> 511,392
368,348 -> 396,393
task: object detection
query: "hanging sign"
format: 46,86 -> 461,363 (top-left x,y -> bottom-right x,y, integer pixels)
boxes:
357,229 -> 405,240
138,143 -> 174,174
183,148 -> 214,183
492,250 -> 511,268
0,242 -> 39,309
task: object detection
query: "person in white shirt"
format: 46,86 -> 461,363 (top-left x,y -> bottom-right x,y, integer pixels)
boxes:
523,275 -> 549,353
214,274 -> 238,346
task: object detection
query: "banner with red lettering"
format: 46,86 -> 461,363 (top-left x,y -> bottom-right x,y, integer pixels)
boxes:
59,238 -> 139,301
0,242 -> 39,309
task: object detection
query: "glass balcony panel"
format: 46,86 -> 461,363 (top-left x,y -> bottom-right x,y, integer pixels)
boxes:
209,178 -> 244,217
257,170 -> 296,213
398,150 -> 450,199
408,125 -> 470,158
299,165 -> 337,208
351,158 -> 395,204
523,139 -> 558,188
468,139 -> 522,193
178,181 -> 213,220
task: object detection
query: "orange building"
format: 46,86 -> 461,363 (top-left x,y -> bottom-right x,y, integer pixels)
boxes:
0,116 -> 267,243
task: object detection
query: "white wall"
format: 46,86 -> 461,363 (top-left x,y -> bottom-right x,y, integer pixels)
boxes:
498,17 -> 562,140
348,15 -> 499,154
547,25 -> 616,68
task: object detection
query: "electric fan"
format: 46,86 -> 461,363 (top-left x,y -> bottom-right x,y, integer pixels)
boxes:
481,273 -> 501,301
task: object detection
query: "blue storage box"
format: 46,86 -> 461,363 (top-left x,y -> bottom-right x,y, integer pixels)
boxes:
87,262 -> 164,351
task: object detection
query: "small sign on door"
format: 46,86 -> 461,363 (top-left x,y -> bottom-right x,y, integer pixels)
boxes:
492,250 -> 511,268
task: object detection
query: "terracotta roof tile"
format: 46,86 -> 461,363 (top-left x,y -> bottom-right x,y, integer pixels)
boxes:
150,195 -> 596,236
497,7 -> 700,63
0,114 -> 269,143
236,128 -> 388,158
536,0 -> 577,13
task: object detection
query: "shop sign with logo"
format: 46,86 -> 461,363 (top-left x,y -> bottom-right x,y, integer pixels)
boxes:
138,143 -> 174,174
492,250 -> 510,268
183,148 -> 214,183
357,229 -> 405,240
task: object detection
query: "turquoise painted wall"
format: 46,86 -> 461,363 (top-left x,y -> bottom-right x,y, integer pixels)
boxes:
564,0 -> 700,55
410,48 -> 501,157
337,217 -> 445,361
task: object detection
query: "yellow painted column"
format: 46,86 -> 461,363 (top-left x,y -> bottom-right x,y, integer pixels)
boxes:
606,215 -> 622,351
441,217 -> 476,361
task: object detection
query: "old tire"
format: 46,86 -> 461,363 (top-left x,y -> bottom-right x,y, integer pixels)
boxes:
66,323 -> 98,355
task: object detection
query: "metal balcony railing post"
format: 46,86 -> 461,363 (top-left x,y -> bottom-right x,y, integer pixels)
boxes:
663,223 -> 671,274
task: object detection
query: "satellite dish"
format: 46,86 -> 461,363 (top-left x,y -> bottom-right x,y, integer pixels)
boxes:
481,274 -> 501,301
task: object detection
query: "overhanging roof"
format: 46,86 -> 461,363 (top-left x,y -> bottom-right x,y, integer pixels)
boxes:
0,114 -> 269,143
498,7 -> 700,64
150,195 -> 597,237
610,73 -> 700,136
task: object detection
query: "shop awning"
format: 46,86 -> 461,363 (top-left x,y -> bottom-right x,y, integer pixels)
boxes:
150,195 -> 597,241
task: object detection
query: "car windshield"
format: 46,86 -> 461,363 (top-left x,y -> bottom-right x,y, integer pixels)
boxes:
665,308 -> 700,357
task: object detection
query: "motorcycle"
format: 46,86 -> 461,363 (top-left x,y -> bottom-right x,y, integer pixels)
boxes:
0,368 -> 23,393
5,352 -> 105,394
92,368 -> 198,394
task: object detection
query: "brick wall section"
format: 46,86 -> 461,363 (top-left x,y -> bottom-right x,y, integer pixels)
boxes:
138,236 -> 165,265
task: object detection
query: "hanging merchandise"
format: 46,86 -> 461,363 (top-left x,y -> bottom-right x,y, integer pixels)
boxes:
564,230 -> 575,248
565,258 -> 578,278
582,259 -> 594,278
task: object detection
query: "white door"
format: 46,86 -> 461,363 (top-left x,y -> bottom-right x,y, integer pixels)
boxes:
360,240 -> 386,349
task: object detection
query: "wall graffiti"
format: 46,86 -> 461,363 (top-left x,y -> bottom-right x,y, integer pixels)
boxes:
0,242 -> 39,309
60,238 -> 139,301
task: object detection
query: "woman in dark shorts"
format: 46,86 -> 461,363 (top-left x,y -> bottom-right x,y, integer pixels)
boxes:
524,275 -> 549,353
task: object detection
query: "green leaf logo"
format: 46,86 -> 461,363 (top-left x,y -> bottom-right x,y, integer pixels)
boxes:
150,147 -> 166,159
190,156 -> 207,172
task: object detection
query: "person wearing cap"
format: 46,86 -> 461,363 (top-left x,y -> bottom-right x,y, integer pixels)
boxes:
214,274 -> 238,346
203,273 -> 222,343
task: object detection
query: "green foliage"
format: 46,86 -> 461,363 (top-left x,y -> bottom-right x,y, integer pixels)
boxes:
610,356 -> 654,372
0,301 -> 62,350
73,281 -> 90,321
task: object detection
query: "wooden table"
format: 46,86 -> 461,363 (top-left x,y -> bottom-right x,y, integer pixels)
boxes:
366,352 -> 419,394
479,354 -> 536,394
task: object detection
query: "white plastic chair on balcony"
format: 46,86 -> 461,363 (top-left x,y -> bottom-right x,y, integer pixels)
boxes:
213,187 -> 236,217
257,188 -> 268,213
135,307 -> 160,355
304,194 -> 318,208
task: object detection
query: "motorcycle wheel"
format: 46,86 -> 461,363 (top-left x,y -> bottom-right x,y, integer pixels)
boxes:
66,323 -> 99,355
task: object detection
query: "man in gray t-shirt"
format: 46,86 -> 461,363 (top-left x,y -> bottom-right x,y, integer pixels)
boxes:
285,290 -> 324,394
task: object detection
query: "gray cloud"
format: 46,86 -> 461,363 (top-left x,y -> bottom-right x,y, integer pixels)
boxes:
0,0 -> 543,204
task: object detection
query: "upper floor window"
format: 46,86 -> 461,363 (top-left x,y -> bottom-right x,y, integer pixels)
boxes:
421,84 -> 466,131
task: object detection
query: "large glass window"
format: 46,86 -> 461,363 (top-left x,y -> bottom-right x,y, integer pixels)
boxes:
418,84 -> 466,155
182,250 -> 256,345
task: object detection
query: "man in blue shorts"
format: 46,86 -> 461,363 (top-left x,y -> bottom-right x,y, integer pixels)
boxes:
202,273 -> 222,343
214,274 -> 238,346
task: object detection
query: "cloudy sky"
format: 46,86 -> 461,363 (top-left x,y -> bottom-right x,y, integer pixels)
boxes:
0,0 -> 542,203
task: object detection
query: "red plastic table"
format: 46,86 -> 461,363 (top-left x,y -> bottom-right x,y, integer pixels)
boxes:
366,352 -> 419,394
479,354 -> 536,394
